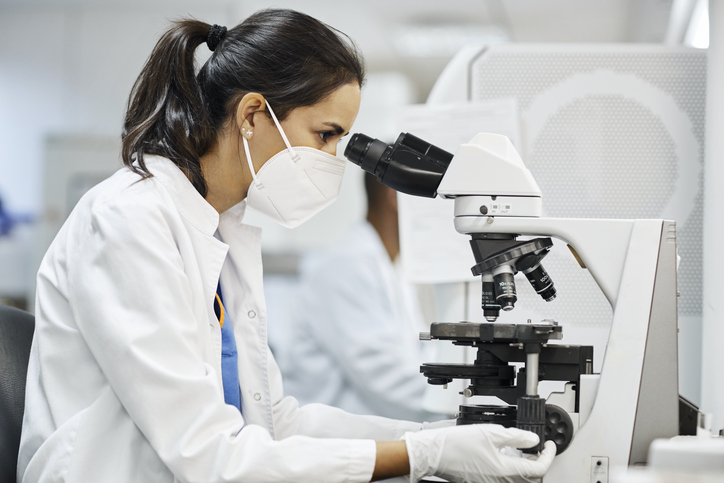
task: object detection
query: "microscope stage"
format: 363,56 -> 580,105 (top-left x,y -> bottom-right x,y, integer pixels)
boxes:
429,322 -> 562,343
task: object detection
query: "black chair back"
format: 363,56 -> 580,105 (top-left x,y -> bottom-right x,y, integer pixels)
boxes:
0,305 -> 35,483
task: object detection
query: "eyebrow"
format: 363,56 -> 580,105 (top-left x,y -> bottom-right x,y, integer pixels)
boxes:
322,122 -> 350,137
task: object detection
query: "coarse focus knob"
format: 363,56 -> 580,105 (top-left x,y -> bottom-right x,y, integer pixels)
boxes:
517,396 -> 546,453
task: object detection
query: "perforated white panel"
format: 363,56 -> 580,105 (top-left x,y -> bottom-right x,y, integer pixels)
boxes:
469,46 -> 706,326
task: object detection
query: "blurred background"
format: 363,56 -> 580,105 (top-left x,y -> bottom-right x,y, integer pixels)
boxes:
0,0 -> 708,310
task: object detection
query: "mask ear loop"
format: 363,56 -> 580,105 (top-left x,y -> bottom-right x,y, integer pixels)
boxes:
266,102 -> 300,162
242,135 -> 263,189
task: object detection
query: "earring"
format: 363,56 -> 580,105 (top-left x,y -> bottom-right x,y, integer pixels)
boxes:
241,126 -> 253,139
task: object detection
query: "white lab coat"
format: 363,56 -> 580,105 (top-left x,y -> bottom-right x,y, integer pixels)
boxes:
17,156 -> 423,483
281,222 -> 442,422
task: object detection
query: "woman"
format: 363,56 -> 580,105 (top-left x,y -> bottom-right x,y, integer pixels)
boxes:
17,9 -> 555,483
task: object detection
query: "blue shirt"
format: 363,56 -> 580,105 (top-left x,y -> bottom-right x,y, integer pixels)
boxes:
214,283 -> 242,412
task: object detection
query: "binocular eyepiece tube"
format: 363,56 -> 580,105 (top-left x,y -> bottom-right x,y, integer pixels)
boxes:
344,132 -> 453,198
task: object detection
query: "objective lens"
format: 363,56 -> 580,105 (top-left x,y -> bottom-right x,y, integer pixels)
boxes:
481,273 -> 501,322
519,255 -> 557,302
493,265 -> 517,311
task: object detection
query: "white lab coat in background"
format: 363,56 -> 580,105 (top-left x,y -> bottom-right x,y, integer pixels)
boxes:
17,157 -> 424,483
281,222 -> 444,422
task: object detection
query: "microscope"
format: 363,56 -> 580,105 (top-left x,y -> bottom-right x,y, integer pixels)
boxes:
345,132 -> 682,481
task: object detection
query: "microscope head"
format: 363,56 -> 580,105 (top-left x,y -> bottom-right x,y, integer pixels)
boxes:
436,132 -> 542,202
344,132 -> 555,321
344,132 -> 541,202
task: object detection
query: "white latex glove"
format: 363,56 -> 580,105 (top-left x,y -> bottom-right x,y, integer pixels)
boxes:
402,424 -> 556,483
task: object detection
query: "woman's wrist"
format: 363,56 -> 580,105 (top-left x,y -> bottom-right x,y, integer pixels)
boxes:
371,440 -> 410,481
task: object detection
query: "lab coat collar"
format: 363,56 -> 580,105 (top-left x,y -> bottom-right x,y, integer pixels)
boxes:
219,199 -> 249,228
141,156 -> 248,236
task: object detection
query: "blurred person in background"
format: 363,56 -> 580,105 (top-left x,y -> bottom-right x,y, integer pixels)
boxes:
282,173 -> 445,422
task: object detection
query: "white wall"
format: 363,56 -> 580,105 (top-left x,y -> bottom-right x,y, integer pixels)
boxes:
0,4 -> 233,215
1,7 -> 67,214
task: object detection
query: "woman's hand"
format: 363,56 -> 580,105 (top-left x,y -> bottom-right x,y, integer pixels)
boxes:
402,424 -> 556,483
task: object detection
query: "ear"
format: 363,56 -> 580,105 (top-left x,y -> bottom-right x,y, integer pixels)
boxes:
234,93 -> 267,133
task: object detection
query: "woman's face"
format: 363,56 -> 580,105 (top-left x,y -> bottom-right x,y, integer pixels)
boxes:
247,82 -> 362,172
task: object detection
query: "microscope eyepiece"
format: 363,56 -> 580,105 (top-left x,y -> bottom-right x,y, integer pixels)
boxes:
344,132 -> 453,198
344,134 -> 390,174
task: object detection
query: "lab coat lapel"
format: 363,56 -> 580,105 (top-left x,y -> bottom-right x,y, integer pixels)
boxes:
217,202 -> 275,436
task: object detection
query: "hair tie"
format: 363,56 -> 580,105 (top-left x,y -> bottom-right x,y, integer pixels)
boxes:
206,24 -> 227,52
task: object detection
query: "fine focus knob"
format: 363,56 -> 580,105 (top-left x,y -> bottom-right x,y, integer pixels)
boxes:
545,404 -> 574,454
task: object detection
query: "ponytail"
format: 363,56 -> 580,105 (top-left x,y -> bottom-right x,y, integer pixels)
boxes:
122,10 -> 365,198
122,20 -> 214,196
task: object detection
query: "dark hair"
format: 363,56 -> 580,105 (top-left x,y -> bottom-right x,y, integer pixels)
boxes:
122,9 -> 365,196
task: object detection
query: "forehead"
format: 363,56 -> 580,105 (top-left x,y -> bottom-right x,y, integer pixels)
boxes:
287,83 -> 361,127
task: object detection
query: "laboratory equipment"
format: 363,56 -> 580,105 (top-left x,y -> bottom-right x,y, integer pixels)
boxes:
407,44 -> 706,413
345,131 -> 684,479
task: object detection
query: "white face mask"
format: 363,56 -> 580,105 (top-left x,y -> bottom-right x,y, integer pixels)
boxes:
242,102 -> 346,229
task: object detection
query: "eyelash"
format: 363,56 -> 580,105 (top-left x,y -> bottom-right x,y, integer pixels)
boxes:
318,131 -> 336,143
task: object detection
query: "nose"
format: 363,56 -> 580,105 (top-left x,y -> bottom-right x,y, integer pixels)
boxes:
322,144 -> 337,156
